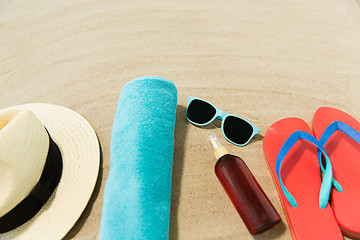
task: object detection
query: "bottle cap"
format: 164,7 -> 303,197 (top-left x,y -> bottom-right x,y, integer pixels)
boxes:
207,133 -> 229,160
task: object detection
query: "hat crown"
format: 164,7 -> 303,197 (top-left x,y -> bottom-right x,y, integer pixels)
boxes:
0,109 -> 49,218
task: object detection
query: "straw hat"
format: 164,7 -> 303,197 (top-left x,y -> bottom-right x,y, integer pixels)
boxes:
0,103 -> 100,240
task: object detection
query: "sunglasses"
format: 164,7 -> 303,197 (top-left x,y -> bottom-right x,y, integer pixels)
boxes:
186,96 -> 260,146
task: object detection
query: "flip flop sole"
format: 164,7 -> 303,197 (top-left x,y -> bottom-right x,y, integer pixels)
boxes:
264,117 -> 342,240
313,107 -> 360,238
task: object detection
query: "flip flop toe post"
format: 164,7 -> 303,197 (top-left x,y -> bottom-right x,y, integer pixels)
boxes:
264,118 -> 342,240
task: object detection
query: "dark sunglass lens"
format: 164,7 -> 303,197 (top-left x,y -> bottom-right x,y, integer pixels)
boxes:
186,99 -> 216,124
223,116 -> 254,145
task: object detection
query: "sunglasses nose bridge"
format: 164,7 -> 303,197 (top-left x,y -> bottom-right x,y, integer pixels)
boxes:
216,109 -> 227,120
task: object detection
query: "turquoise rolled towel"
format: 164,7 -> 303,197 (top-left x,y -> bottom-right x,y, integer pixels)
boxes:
100,76 -> 178,240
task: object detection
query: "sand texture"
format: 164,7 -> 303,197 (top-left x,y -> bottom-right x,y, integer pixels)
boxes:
1,0 -> 360,239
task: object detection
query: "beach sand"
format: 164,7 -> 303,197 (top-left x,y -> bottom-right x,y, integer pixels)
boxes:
0,0 -> 360,239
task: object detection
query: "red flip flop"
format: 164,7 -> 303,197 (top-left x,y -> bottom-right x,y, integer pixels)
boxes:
313,107 -> 360,238
263,117 -> 342,240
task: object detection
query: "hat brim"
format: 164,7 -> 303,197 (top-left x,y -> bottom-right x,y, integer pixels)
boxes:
0,103 -> 100,240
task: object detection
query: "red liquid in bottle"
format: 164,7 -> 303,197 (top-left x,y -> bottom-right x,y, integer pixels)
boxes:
215,154 -> 281,234
207,134 -> 280,234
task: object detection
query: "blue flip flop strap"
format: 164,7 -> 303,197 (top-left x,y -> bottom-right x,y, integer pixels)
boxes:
276,131 -> 333,209
316,121 -> 360,192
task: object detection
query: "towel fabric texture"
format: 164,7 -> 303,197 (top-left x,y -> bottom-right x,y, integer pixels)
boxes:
100,76 -> 178,240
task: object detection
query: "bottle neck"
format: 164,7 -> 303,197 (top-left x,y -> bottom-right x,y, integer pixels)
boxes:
214,146 -> 229,160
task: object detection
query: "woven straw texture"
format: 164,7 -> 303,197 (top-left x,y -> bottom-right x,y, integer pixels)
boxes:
0,110 -> 48,218
0,104 -> 100,240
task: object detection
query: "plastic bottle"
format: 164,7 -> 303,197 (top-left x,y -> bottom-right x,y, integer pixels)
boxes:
208,133 -> 281,234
